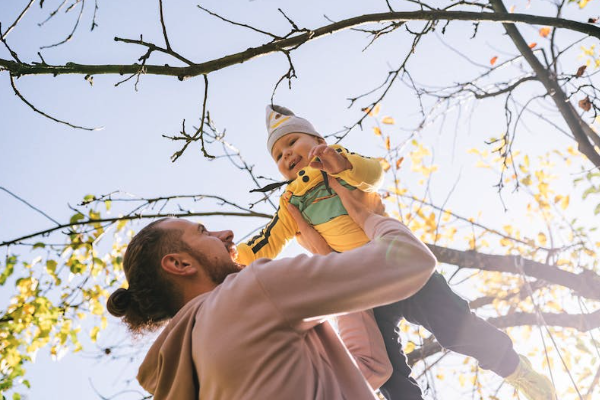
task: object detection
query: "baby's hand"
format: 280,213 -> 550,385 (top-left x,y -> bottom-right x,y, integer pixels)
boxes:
308,145 -> 352,175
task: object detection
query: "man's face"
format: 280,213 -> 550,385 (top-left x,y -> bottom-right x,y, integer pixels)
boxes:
161,219 -> 241,284
271,133 -> 323,180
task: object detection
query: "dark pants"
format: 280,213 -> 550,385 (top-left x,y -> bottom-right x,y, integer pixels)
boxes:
374,272 -> 520,400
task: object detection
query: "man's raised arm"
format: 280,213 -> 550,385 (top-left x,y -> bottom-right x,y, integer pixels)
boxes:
248,178 -> 436,330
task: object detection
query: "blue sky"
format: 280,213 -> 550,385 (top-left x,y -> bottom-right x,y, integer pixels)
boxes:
1,1 -> 596,399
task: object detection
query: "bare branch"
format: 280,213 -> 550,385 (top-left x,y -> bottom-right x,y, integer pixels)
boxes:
1,0 -> 36,40
40,0 -> 85,49
487,309 -> 600,332
168,75 -> 213,161
0,209 -> 271,248
0,186 -> 60,225
158,0 -> 171,50
3,10 -> 600,78
8,75 -> 102,131
428,244 -> 600,301
408,309 -> 600,365
490,0 -> 600,168
197,5 -> 279,39
38,0 -> 68,27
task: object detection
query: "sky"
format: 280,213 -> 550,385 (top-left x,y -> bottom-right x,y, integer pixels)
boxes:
0,1 -> 597,399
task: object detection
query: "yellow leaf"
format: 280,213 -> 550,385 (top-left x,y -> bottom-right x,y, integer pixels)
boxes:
373,126 -> 382,136
373,104 -> 381,116
475,160 -> 491,169
385,136 -> 391,150
567,146 -> 579,156
503,225 -> 513,235
529,42 -> 537,49
524,154 -> 530,167
467,148 -> 480,155
538,232 -> 547,246
382,116 -> 395,125
395,157 -> 404,170
362,104 -> 380,117
436,373 -> 444,380
490,56 -> 498,66
500,237 -> 512,247
404,341 -> 416,354
509,5 -> 516,12
539,27 -> 551,38
379,158 -> 391,172
90,326 -> 100,343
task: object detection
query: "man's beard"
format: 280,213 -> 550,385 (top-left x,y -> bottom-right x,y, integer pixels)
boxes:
189,247 -> 242,285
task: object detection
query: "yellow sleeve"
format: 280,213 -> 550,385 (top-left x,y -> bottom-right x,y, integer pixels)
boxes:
330,146 -> 383,193
235,197 -> 298,266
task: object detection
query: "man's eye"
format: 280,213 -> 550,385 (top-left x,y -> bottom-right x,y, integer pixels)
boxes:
276,154 -> 281,161
290,139 -> 297,145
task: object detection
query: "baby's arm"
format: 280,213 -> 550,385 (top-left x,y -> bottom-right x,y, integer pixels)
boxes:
235,198 -> 298,266
309,144 -> 383,193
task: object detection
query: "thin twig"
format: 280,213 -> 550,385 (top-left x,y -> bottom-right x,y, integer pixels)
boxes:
158,0 -> 171,50
197,5 -> 279,39
1,0 -> 36,40
40,0 -> 85,49
38,0 -> 68,27
9,75 -> 102,131
0,186 -> 60,225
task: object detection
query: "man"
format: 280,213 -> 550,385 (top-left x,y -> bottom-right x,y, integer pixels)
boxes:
107,178 -> 437,399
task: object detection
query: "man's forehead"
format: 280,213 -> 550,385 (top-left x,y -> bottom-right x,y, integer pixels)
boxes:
160,218 -> 197,230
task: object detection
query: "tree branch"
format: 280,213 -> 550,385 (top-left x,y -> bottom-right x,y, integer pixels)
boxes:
489,0 -> 600,168
428,244 -> 600,301
9,75 -> 101,131
2,11 -> 599,78
0,210 -> 271,247
1,0 -> 36,40
408,309 -> 600,364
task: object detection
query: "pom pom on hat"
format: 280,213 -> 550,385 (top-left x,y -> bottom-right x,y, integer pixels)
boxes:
266,105 -> 322,154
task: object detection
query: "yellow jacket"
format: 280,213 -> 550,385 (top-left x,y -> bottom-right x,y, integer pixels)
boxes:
236,145 -> 383,265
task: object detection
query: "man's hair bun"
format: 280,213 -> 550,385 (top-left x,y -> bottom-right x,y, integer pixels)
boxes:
106,288 -> 132,317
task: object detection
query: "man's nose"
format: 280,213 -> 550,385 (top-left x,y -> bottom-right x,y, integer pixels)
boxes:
214,230 -> 234,243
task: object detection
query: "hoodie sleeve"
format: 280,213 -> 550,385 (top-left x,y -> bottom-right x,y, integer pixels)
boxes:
336,309 -> 392,390
235,196 -> 298,266
250,214 -> 436,330
329,145 -> 383,193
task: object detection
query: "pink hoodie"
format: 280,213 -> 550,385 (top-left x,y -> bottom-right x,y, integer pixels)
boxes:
137,215 -> 436,399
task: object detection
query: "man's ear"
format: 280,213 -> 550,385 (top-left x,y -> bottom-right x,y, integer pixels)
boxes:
161,253 -> 197,276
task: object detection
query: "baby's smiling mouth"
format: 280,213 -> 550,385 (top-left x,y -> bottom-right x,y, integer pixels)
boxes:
289,157 -> 300,170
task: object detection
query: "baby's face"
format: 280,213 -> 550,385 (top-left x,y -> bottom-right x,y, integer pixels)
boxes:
271,133 -> 323,180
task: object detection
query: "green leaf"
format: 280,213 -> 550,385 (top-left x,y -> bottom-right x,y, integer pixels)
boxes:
45,260 -> 57,274
32,242 -> 45,249
595,203 -> 600,215
104,200 -> 112,211
12,393 -> 21,400
69,212 -> 85,225
83,194 -> 95,202
582,186 -> 600,200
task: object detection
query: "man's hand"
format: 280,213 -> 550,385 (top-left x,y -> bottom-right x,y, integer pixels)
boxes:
287,203 -> 332,255
328,178 -> 385,231
308,144 -> 352,175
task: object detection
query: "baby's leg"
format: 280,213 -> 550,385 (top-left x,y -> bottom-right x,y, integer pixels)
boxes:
373,304 -> 424,400
401,272 -> 519,377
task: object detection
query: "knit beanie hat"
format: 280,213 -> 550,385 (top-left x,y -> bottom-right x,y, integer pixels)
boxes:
266,105 -> 322,154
